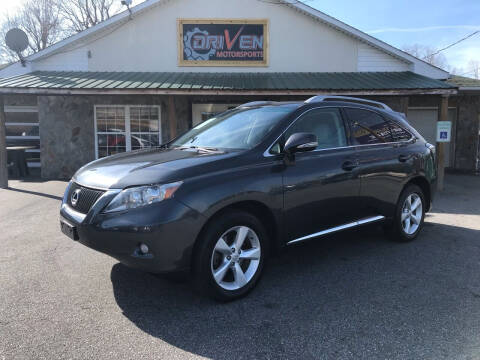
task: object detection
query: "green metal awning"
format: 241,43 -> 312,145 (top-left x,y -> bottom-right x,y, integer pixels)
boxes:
0,71 -> 456,95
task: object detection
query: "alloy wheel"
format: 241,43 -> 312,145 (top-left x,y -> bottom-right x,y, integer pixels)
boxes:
210,226 -> 261,291
401,193 -> 423,235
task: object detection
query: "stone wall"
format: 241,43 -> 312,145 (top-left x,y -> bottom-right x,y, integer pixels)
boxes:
454,95 -> 480,171
38,95 -> 190,179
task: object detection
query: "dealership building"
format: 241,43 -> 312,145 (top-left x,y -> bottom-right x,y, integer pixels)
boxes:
0,0 -> 479,179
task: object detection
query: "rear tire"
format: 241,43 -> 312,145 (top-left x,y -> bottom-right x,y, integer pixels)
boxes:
385,184 -> 425,242
192,211 -> 268,301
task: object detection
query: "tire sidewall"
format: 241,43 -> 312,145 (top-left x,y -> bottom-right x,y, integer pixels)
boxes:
394,184 -> 426,241
194,211 -> 268,301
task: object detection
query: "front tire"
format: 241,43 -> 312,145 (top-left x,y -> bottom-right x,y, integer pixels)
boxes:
192,211 -> 268,301
385,184 -> 425,242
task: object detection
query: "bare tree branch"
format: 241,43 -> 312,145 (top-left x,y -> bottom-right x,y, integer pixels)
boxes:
59,0 -> 121,34
0,0 -> 62,63
402,44 -> 449,70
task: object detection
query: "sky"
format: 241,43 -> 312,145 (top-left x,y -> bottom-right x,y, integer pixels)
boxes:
1,0 -> 479,75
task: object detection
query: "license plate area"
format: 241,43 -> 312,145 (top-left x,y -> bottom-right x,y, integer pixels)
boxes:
60,219 -> 79,240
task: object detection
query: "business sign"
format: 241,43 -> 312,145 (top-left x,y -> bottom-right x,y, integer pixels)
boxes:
178,19 -> 269,66
436,121 -> 452,142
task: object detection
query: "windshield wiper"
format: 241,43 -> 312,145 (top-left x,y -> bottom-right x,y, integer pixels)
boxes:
176,145 -> 221,153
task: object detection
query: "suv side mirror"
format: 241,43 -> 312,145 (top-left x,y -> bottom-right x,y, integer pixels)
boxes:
284,133 -> 318,154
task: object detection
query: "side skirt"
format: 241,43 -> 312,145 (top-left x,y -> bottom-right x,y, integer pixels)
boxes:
286,215 -> 385,245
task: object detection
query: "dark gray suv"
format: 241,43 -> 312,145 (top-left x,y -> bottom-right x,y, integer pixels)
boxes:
61,96 -> 436,301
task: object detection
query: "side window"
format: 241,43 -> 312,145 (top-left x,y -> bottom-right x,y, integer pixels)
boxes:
345,108 -> 393,145
388,120 -> 412,141
284,108 -> 347,150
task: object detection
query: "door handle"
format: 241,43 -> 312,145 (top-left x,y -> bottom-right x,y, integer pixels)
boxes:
398,154 -> 411,162
342,160 -> 358,171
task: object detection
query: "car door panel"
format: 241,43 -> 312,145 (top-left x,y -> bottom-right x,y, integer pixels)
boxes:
281,107 -> 362,242
283,148 -> 361,241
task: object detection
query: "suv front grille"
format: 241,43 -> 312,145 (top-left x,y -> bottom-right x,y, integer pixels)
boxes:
67,183 -> 105,214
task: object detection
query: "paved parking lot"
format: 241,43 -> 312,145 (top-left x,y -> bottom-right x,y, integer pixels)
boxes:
1,175 -> 480,360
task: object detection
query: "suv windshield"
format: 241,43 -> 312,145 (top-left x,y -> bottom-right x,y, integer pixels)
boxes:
171,105 -> 296,150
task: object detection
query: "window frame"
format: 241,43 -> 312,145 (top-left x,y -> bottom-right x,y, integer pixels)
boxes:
268,106 -> 351,155
342,106 -> 414,146
94,104 -> 162,159
264,106 -> 415,157
342,107 -> 395,145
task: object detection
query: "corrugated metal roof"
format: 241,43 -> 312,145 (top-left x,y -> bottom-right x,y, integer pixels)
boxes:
0,71 -> 454,92
447,75 -> 480,88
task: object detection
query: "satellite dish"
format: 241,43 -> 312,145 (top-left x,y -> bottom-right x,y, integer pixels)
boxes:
5,28 -> 29,53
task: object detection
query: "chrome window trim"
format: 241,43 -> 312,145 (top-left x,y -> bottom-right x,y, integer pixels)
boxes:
287,215 -> 385,245
262,106 -> 415,158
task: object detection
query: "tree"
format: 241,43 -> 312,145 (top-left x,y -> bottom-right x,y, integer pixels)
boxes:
0,0 -> 125,63
0,0 -> 63,63
59,0 -> 121,34
402,44 -> 449,70
468,60 -> 480,79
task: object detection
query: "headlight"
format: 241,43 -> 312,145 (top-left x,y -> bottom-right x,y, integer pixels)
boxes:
103,181 -> 183,213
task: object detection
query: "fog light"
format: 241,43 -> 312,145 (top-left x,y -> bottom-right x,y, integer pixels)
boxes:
139,243 -> 149,254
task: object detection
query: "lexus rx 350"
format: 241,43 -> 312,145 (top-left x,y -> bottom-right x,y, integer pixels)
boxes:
60,96 -> 436,301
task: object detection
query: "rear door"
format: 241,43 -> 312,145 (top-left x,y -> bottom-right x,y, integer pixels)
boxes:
282,107 -> 362,242
343,107 -> 412,217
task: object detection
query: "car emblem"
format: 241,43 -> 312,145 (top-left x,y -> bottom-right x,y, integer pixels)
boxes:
71,189 -> 81,207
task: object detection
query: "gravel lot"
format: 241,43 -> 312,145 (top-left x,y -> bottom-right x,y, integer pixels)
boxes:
1,175 -> 479,360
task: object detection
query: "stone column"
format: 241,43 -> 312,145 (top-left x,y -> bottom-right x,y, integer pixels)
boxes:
0,95 -> 8,188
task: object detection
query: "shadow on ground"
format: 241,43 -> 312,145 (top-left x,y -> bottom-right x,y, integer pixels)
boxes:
111,223 -> 480,359
6,186 -> 63,201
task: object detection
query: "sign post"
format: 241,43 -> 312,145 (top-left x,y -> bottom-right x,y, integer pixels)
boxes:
436,96 -> 450,191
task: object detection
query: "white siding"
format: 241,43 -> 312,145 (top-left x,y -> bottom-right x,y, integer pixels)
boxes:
357,43 -> 410,72
33,47 -> 88,72
85,0 -> 359,73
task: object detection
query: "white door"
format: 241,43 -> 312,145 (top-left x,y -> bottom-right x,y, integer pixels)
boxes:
192,104 -> 240,127
407,108 -> 456,167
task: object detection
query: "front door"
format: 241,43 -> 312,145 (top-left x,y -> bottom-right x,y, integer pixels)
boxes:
282,107 -> 362,242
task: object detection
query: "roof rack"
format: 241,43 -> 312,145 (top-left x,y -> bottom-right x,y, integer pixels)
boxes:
238,101 -> 278,108
305,95 -> 392,111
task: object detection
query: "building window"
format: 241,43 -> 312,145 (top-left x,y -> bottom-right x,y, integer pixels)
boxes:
5,105 -> 40,170
94,105 -> 161,159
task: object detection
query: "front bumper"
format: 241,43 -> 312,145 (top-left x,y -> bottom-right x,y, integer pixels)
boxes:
60,189 -> 205,273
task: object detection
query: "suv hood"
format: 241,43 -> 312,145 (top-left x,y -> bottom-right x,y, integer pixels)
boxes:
73,147 -> 239,189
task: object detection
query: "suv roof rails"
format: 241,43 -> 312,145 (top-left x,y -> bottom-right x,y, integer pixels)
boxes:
305,95 -> 392,111
238,101 -> 278,107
